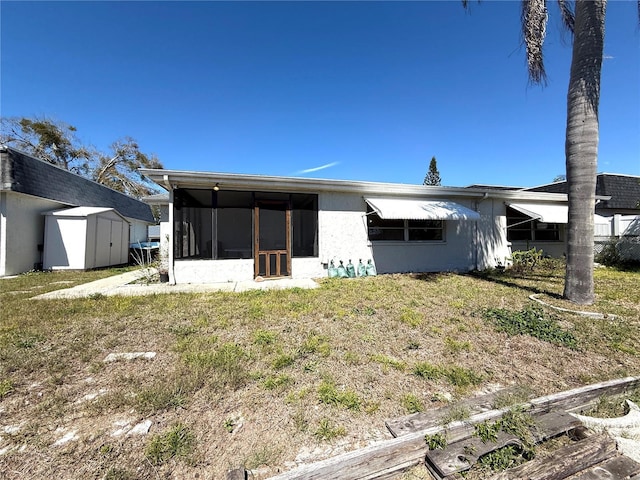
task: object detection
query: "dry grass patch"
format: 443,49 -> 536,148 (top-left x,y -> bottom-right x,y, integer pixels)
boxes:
0,263 -> 638,479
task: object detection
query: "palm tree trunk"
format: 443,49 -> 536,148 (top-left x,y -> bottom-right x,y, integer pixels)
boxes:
563,0 -> 607,305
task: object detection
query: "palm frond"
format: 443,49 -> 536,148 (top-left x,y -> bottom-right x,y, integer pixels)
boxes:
557,0 -> 575,33
521,0 -> 549,85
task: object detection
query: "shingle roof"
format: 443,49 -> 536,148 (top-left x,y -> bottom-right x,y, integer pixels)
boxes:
526,174 -> 640,211
0,147 -> 154,222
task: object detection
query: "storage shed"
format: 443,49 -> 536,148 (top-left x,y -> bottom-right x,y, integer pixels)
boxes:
43,207 -> 130,270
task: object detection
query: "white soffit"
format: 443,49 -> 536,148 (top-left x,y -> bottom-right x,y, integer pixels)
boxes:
507,203 -> 568,224
365,197 -> 480,221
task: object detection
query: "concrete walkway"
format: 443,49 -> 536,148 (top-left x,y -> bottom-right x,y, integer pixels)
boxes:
33,268 -> 319,299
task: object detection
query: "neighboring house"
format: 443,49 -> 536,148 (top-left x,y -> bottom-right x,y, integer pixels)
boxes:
0,146 -> 155,276
526,174 -> 640,260
139,168 -> 570,284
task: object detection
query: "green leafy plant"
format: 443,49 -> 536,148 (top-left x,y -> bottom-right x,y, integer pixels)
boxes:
484,305 -> 578,350
474,421 -> 501,443
510,248 -> 543,272
425,432 -> 447,450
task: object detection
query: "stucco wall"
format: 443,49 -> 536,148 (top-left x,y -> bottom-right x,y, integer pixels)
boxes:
174,258 -> 254,283
0,192 -> 66,276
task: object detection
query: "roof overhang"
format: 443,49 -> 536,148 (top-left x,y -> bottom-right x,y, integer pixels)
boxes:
365,197 -> 480,221
507,202 -> 568,224
139,168 -> 569,202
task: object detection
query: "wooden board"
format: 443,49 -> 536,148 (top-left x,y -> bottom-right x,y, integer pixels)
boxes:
387,377 -> 640,438
491,433 -> 617,480
426,431 -> 522,477
386,388 -> 527,438
570,456 -> 640,480
265,377 -> 640,480
424,411 -> 581,478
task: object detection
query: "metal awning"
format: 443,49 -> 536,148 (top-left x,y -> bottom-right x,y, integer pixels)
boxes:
507,203 -> 568,224
365,197 -> 480,221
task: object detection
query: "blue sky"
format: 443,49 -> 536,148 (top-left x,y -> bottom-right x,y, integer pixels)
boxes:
2,1 -> 639,188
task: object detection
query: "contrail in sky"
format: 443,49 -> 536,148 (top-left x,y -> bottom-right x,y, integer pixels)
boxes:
297,162 -> 339,174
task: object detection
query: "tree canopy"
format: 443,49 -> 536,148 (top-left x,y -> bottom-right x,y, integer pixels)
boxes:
1,117 -> 164,198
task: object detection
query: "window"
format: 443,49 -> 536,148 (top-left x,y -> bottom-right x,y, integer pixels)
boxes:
506,207 -> 561,242
367,207 -> 444,242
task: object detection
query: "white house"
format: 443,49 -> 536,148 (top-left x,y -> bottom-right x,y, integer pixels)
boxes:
140,168 -> 571,284
0,146 -> 155,276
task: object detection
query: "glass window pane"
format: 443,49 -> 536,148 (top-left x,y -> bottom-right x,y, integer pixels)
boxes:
409,228 -> 443,241
368,228 -> 405,241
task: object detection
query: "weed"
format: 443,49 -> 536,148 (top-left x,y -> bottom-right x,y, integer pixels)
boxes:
262,374 -> 293,390
104,468 -> 134,480
484,305 -> 578,349
343,351 -> 360,365
413,363 -> 483,389
474,421 -> 501,443
492,386 -> 535,409
413,362 -> 440,380
244,445 -> 282,469
478,445 -> 523,471
318,380 -> 362,411
314,418 -> 346,441
145,423 -> 195,466
444,337 -> 472,354
223,418 -> 236,433
441,405 -> 471,425
135,382 -> 187,414
371,354 -> 406,372
425,432 -> 447,450
253,329 -> 278,346
292,409 -> 309,432
300,332 -> 331,357
272,353 -> 295,370
402,393 -> 424,414
352,305 -> 376,316
0,379 -> 14,399
399,308 -> 422,327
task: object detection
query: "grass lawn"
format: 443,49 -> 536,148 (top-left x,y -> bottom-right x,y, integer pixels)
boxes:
0,261 -> 638,479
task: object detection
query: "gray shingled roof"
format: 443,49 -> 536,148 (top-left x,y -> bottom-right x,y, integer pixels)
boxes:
0,147 -> 154,222
527,174 -> 640,211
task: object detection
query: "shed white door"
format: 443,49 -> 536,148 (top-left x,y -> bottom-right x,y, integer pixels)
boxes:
95,217 -> 126,267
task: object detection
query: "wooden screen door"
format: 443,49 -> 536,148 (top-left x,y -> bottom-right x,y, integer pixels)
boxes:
254,201 -> 291,278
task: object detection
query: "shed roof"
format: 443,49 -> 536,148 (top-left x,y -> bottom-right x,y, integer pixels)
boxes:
1,146 -> 154,223
45,206 -> 128,221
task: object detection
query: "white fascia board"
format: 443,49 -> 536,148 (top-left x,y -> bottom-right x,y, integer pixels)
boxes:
139,168 -> 569,202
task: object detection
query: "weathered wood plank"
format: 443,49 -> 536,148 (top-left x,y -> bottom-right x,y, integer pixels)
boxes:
423,411 -> 581,478
491,434 -> 617,480
570,455 -> 640,480
386,388 -> 527,438
426,432 -> 522,477
531,411 -> 583,442
528,377 -> 640,415
266,377 -> 640,480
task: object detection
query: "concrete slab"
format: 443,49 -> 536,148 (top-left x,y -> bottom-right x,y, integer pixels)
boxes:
32,269 -> 318,299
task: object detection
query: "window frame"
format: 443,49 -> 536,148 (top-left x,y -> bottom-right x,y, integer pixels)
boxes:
366,206 -> 445,243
